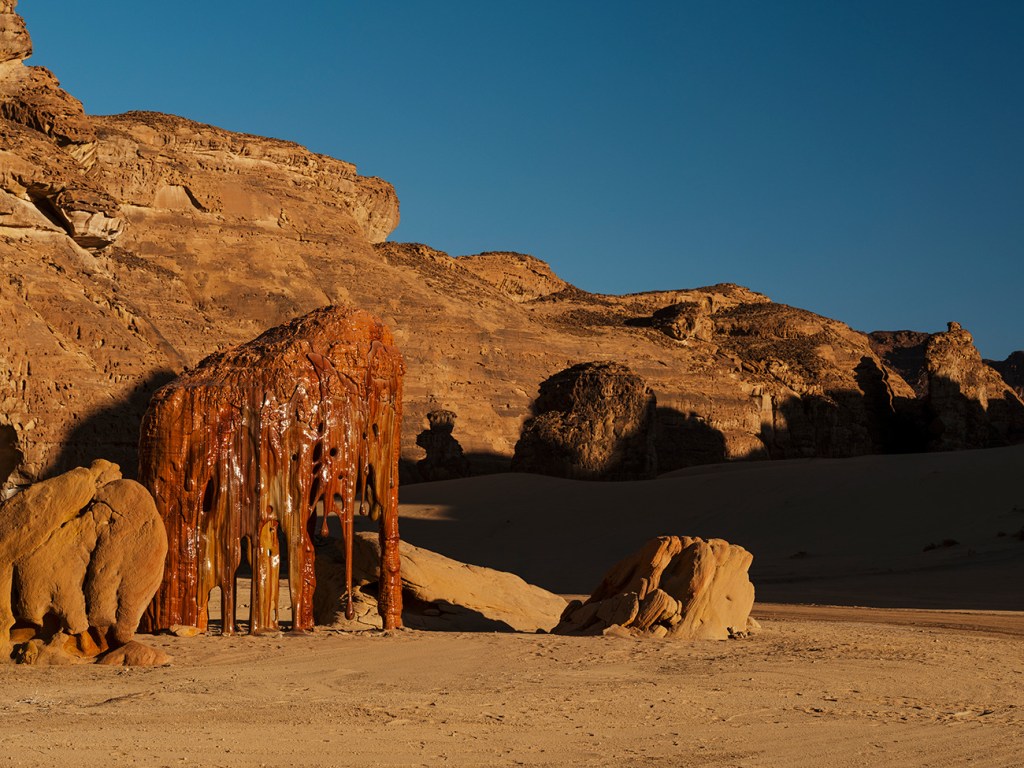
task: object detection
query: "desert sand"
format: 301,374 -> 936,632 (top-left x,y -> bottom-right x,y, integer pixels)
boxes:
2,446 -> 1023,767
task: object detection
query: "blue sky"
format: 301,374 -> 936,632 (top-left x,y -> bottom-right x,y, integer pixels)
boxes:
18,1 -> 1023,358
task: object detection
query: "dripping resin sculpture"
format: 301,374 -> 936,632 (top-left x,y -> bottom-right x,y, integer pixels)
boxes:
139,306 -> 404,634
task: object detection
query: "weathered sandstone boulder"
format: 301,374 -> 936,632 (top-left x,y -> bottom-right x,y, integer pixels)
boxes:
315,532 -> 566,632
512,362 -> 657,480
925,322 -> 1024,450
96,639 -> 171,667
139,306 -> 404,636
554,536 -> 756,640
0,459 -> 168,664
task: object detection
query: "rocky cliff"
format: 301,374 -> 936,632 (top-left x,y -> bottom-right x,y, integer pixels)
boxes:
1,3 -> 1019,493
986,351 -> 1024,400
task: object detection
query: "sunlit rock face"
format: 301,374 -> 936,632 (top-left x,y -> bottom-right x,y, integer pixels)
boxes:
139,306 -> 404,635
0,459 -> 167,665
554,535 -> 756,640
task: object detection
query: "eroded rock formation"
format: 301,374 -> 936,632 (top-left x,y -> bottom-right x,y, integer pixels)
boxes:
139,306 -> 404,634
414,409 -> 470,481
554,536 -> 756,640
986,351 -> 1024,400
0,459 -> 167,664
652,298 -> 714,342
868,330 -> 932,397
924,323 -> 1024,451
315,531 -> 566,632
512,362 -> 657,480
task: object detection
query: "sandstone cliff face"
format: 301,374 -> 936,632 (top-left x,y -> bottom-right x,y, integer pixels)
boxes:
924,323 -> 1024,451
2,5 -> 1008,494
868,330 -> 931,397
985,351 -> 1024,400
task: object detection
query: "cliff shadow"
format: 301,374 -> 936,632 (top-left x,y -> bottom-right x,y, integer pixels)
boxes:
0,424 -> 24,489
400,451 -> 511,485
927,373 -> 1024,451
49,369 -> 176,480
763,358 -> 932,459
654,407 -> 728,472
854,356 -> 927,454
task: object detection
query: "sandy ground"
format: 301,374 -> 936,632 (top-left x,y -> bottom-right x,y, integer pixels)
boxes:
1,607 -> 1021,767
3,446 -> 1023,766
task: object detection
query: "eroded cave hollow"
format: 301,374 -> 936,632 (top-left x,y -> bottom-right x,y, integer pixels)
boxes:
139,306 -> 404,634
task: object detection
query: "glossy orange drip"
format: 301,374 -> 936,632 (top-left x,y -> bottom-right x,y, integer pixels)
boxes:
139,307 -> 404,634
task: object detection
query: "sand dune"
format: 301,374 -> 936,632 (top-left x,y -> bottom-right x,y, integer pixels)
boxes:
399,444 -> 1024,609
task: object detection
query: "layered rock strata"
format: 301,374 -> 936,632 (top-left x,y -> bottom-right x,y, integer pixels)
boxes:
0,459 -> 167,664
554,536 -> 756,640
139,307 -> 404,635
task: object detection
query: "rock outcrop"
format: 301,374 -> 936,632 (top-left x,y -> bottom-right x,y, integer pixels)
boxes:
315,532 -> 566,632
512,362 -> 657,480
414,409 -> 471,482
986,351 -> 1024,400
868,330 -> 932,397
457,251 -> 569,302
139,306 -> 404,635
554,536 -> 756,640
0,459 -> 168,664
652,298 -> 714,342
924,323 -> 1024,451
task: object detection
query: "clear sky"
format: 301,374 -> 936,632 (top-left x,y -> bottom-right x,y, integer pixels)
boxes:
17,1 -> 1024,358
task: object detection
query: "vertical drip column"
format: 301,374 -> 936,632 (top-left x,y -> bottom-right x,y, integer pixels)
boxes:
366,340 -> 403,630
283,382 -> 317,632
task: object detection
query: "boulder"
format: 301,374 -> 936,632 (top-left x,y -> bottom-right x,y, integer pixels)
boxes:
315,532 -> 566,632
554,536 -> 756,640
512,362 -> 657,480
0,460 -> 168,663
97,640 -> 171,667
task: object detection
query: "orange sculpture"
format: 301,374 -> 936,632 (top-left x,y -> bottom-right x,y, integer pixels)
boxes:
139,307 -> 404,634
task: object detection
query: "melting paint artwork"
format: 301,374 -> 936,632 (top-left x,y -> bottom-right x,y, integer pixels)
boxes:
139,307 -> 404,634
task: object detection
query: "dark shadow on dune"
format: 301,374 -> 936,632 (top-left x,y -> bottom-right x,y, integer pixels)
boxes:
401,451 -> 510,485
49,369 -> 176,479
